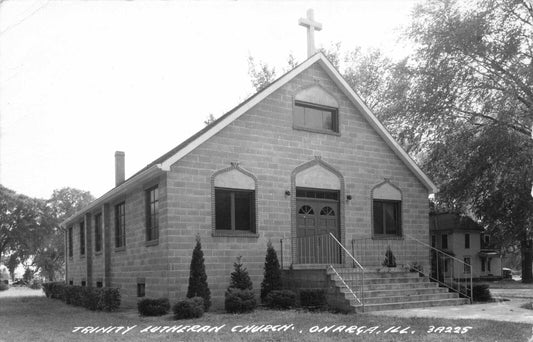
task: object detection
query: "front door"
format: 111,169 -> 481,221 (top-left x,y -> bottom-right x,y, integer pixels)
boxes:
296,188 -> 340,264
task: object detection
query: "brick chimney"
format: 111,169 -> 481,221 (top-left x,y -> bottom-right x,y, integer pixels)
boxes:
115,151 -> 125,186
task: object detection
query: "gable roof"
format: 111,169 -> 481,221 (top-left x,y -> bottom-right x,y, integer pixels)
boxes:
62,52 -> 437,226
430,213 -> 484,232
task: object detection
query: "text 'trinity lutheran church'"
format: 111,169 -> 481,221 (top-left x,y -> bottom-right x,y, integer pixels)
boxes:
62,10 -> 468,311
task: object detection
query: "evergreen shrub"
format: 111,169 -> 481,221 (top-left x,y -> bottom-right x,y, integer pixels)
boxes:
260,241 -> 282,303
224,288 -> 257,313
138,298 -> 170,316
173,297 -> 204,319
264,289 -> 296,309
300,289 -> 327,311
186,235 -> 211,311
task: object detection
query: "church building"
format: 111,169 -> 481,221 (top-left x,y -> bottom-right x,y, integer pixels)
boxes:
62,11 -> 467,311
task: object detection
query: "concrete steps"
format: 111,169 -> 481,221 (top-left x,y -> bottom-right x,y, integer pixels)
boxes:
327,268 -> 469,313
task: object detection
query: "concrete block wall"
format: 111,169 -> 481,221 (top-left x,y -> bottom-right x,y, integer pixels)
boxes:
164,63 -> 431,309
66,222 -> 86,284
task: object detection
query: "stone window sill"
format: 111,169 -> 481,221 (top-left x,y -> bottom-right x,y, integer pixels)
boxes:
212,231 -> 259,238
114,246 -> 126,253
145,239 -> 159,247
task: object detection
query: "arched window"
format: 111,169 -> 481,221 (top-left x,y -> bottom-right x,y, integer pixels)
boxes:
213,166 -> 257,235
293,86 -> 339,134
372,180 -> 402,237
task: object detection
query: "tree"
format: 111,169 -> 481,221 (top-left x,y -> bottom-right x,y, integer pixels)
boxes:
229,256 -> 253,290
186,235 -> 211,311
260,241 -> 282,302
402,0 -> 533,282
6,253 -> 20,281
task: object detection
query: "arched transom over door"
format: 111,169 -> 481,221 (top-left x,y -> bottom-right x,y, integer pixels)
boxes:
295,188 -> 341,264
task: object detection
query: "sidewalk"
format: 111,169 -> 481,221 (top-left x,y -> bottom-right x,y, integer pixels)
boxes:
367,288 -> 533,324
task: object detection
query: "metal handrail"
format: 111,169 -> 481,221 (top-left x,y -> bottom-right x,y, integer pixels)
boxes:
405,234 -> 473,302
328,265 -> 362,307
328,233 -> 365,310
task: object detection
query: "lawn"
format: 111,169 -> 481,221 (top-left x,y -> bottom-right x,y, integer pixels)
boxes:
0,287 -> 531,342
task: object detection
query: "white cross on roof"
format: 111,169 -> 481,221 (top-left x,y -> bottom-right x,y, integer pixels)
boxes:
299,9 -> 322,58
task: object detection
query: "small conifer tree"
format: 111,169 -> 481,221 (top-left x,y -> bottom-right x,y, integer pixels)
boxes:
382,246 -> 397,267
260,241 -> 282,302
186,235 -> 211,311
229,256 -> 253,290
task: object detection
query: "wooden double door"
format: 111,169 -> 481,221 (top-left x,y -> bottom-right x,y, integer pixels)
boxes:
296,188 -> 341,264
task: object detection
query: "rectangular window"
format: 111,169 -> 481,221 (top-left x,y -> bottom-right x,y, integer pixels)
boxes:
465,233 -> 470,249
94,213 -> 102,253
487,258 -> 492,272
81,280 -> 86,287
373,200 -> 401,236
444,259 -> 449,273
115,202 -> 126,248
481,258 -> 486,272
294,101 -> 339,133
215,188 -> 255,232
464,257 -> 471,273
69,280 -> 73,286
441,234 -> 448,249
96,281 -> 103,288
431,235 -> 436,248
137,283 -> 145,297
68,227 -> 73,257
146,186 -> 159,241
79,221 -> 85,256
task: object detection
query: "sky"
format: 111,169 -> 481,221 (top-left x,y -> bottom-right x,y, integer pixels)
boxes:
0,0 -> 423,200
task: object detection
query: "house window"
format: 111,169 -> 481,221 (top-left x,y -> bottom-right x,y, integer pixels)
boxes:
68,226 -> 73,257
431,235 -> 436,248
465,233 -> 470,249
79,221 -> 85,256
441,234 -> 448,249
373,200 -> 401,236
145,186 -> 159,241
81,280 -> 86,287
96,281 -> 103,288
293,101 -> 339,133
215,188 -> 256,232
137,283 -> 145,297
115,202 -> 126,248
464,257 -> 471,273
481,258 -> 486,272
69,280 -> 73,286
94,213 -> 102,253
487,258 -> 492,272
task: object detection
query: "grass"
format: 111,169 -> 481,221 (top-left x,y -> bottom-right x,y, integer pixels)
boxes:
0,288 -> 531,342
482,279 -> 533,289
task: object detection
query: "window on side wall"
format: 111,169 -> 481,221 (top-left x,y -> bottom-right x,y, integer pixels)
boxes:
68,226 -> 73,257
115,202 -> 126,248
465,233 -> 470,249
79,221 -> 85,256
145,186 -> 159,242
215,188 -> 256,232
441,234 -> 448,249
94,213 -> 102,253
464,257 -> 471,273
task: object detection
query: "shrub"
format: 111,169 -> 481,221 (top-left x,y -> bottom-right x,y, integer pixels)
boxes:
260,241 -> 282,303
459,284 -> 492,302
382,246 -> 397,267
186,235 -> 211,311
138,298 -> 170,316
0,282 -> 9,291
300,289 -> 327,311
264,290 -> 296,309
43,283 -> 120,311
99,287 -> 121,311
229,256 -> 253,290
29,279 -> 42,289
173,297 -> 204,319
225,288 -> 257,313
